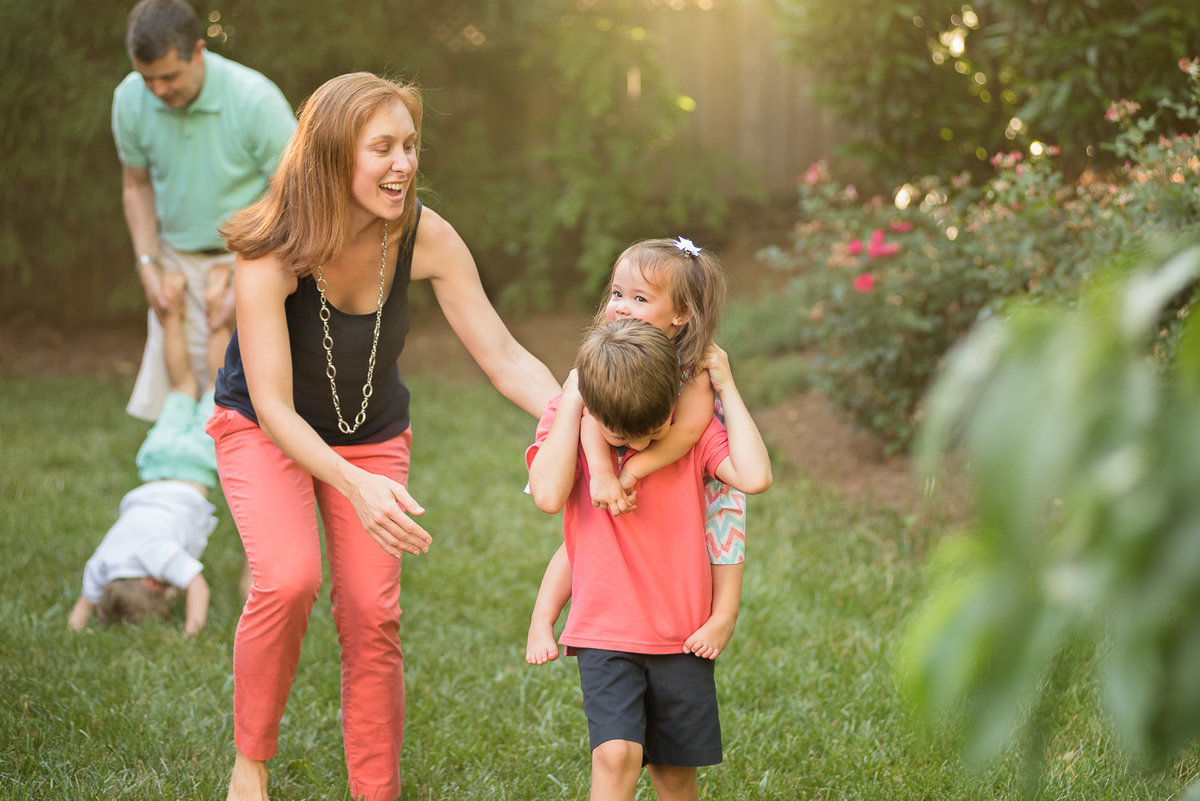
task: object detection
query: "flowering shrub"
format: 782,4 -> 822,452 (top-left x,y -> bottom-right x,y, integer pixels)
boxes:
730,59 -> 1200,451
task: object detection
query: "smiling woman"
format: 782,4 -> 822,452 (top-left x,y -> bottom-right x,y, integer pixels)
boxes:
209,72 -> 562,801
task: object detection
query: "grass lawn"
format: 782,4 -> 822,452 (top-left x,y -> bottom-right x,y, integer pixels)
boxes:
0,372 -> 1193,799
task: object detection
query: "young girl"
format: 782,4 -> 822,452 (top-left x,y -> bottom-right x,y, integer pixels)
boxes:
525,236 -> 748,665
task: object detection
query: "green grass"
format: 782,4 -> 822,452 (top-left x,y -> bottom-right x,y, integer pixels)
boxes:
0,373 -> 1194,799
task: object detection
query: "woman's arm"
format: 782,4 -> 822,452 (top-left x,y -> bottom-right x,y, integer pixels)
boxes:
411,207 -> 560,417
236,254 -> 432,557
619,371 -> 715,483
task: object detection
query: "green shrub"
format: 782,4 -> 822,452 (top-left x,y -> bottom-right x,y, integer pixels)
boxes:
904,244 -> 1200,783
0,0 -> 731,321
770,0 -> 1200,184
728,59 -> 1200,452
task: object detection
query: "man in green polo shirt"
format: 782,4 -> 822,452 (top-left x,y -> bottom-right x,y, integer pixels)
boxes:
113,0 -> 296,421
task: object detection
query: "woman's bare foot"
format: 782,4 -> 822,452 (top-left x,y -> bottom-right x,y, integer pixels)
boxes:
226,747 -> 269,801
684,610 -> 738,660
525,619 -> 560,665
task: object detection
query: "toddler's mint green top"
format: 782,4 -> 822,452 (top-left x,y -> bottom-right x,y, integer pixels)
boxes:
112,50 -> 296,252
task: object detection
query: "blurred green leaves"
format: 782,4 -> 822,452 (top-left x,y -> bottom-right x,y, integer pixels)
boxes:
903,245 -> 1200,782
770,0 -> 1200,184
1,0 -> 730,320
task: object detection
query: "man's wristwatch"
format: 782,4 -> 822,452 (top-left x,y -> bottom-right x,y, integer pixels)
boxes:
137,253 -> 162,271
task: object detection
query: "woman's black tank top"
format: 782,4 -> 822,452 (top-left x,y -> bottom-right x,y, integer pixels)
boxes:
214,203 -> 420,446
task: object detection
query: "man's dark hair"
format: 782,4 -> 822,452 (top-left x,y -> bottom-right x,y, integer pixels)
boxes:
126,0 -> 200,63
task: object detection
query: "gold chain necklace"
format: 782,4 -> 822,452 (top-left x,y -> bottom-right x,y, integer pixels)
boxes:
315,220 -> 388,435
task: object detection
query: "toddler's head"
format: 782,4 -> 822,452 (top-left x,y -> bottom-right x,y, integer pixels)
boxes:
97,577 -> 171,627
576,319 -> 681,452
597,237 -> 726,378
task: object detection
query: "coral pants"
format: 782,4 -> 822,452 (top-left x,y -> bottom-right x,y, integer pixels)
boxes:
208,406 -> 410,801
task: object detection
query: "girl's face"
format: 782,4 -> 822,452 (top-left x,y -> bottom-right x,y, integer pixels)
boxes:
350,101 -> 418,222
604,257 -> 690,335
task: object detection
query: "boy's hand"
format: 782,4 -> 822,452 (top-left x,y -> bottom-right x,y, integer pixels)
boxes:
589,472 -> 637,515
561,369 -> 580,402
703,343 -> 733,395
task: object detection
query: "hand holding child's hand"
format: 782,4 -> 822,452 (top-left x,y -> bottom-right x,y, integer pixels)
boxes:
702,343 -> 733,395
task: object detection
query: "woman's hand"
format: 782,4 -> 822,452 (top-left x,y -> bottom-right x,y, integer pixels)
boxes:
347,470 -> 432,558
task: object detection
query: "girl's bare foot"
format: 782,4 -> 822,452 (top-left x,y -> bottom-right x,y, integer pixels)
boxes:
525,619 -> 560,665
684,611 -> 737,660
226,747 -> 269,801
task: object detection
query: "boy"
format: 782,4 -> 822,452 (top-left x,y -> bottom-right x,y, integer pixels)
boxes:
527,319 -> 772,800
68,268 -> 232,635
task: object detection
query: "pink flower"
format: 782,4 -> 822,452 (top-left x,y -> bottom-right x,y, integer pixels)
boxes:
854,273 -> 875,292
867,229 -> 900,258
846,239 -> 863,255
889,220 -> 913,233
1105,99 -> 1142,123
801,160 -> 830,186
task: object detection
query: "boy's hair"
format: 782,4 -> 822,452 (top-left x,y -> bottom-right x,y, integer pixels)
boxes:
126,0 -> 200,64
595,238 -> 727,379
97,578 -> 170,627
576,320 -> 681,440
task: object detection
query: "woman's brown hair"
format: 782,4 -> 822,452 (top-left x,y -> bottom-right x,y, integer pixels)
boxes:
222,72 -> 423,275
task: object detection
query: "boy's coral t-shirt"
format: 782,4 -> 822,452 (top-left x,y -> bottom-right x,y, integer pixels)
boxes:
526,394 -> 730,654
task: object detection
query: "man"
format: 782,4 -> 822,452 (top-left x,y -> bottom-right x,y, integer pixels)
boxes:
113,0 -> 296,420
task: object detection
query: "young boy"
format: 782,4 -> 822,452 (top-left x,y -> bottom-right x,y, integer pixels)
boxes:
68,268 -> 232,635
526,319 -> 772,800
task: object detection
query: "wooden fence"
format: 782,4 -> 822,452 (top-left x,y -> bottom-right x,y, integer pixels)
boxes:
645,0 -> 841,199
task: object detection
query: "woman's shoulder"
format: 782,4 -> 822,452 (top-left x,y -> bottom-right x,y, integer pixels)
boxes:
236,251 -> 299,293
411,204 -> 472,279
414,203 -> 455,243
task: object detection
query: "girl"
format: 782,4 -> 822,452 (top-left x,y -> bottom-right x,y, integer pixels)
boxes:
525,236 -> 748,665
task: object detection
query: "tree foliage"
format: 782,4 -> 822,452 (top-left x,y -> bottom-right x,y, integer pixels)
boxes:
903,244 -> 1200,787
770,0 -> 1200,185
0,0 -> 730,321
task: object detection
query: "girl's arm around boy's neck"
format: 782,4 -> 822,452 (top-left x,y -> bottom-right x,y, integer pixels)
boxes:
707,346 -> 772,495
528,372 -> 586,514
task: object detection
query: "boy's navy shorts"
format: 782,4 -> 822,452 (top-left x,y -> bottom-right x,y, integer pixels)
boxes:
575,648 -> 722,767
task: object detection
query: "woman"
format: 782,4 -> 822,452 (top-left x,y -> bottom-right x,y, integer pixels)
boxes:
208,73 -> 560,801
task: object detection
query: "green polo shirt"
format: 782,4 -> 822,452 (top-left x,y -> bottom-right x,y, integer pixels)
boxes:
112,50 -> 296,252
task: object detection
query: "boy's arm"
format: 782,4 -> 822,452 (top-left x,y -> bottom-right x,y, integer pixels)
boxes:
620,373 -> 715,484
707,345 -> 773,494
183,574 -> 209,636
67,597 -> 95,631
528,372 -> 586,514
582,415 -> 635,514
